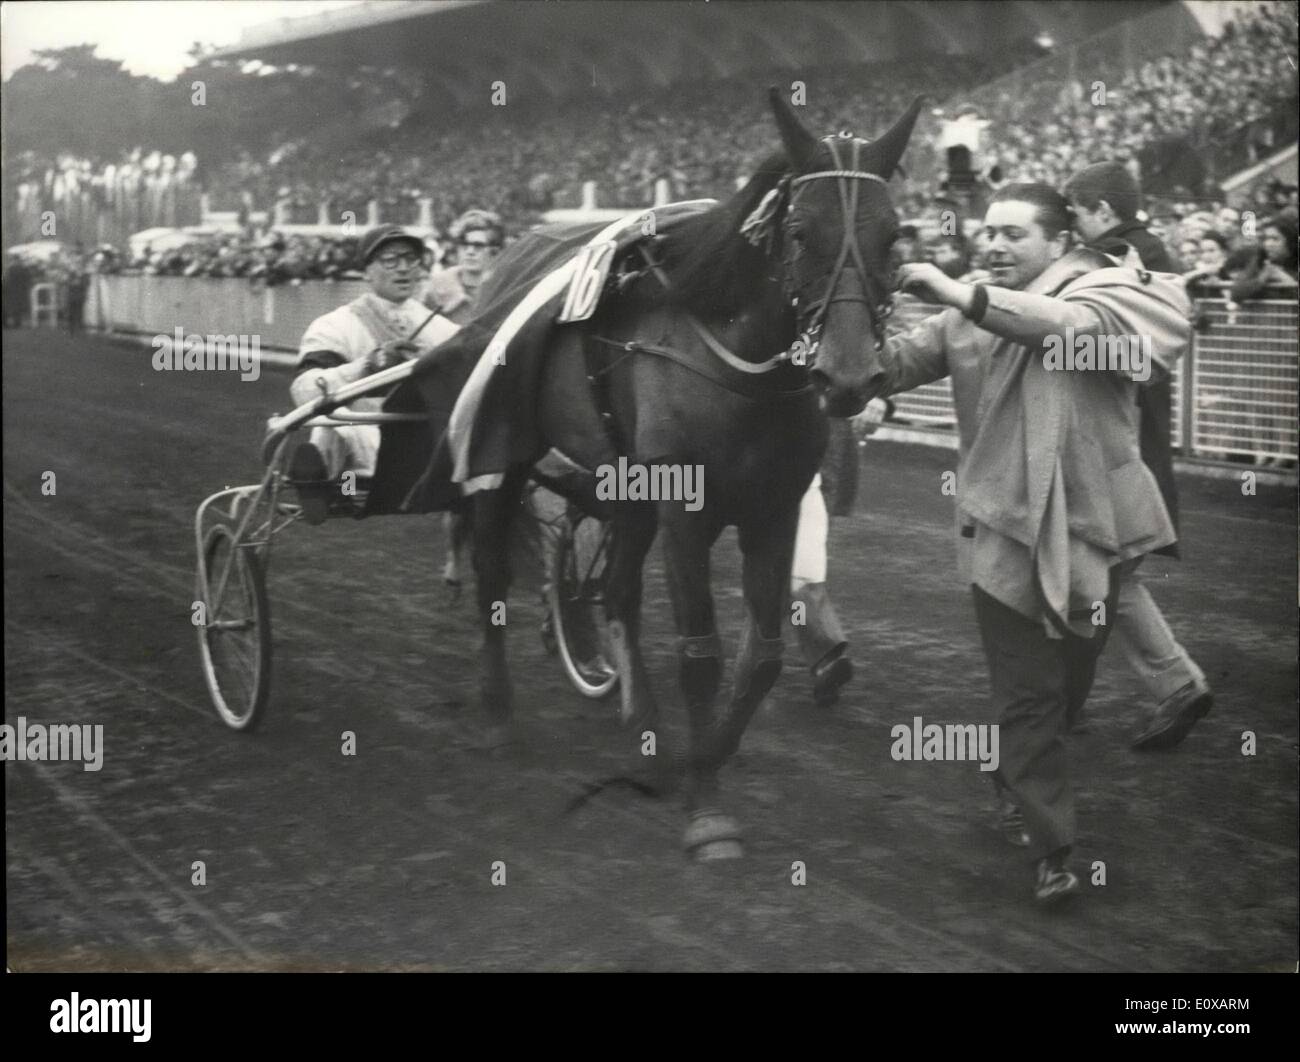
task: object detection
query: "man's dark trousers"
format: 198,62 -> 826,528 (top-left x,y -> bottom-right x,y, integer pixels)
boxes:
973,572 -> 1122,861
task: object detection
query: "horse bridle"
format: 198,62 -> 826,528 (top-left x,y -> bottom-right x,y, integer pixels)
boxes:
787,133 -> 896,361
601,136 -> 896,386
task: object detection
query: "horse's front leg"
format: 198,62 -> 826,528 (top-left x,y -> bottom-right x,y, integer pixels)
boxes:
708,503 -> 800,765
660,507 -> 735,855
471,469 -> 529,742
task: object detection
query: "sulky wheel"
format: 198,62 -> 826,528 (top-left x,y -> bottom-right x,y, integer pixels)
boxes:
196,524 -> 272,730
547,512 -> 619,700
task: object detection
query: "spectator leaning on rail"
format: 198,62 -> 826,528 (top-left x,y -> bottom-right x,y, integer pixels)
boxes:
871,184 -> 1190,905
288,225 -> 459,524
1063,161 -> 1213,751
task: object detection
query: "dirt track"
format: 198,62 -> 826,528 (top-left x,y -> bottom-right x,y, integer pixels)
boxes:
4,327 -> 1296,971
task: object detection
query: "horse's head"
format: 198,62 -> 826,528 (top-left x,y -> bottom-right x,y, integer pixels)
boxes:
768,89 -> 923,416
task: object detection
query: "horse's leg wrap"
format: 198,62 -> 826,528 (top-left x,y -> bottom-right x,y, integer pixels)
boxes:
709,626 -> 783,763
678,633 -> 722,712
733,628 -> 784,703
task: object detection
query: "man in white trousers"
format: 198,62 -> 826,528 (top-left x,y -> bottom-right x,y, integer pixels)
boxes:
789,413 -> 871,706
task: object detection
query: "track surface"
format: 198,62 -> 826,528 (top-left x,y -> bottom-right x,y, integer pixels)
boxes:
5,328 -> 1297,971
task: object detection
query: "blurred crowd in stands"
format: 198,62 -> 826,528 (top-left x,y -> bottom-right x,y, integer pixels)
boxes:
119,231 -> 365,282
976,1 -> 1298,193
198,52 -> 1014,234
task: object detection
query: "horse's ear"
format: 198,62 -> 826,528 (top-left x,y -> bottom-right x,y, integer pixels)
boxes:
861,95 -> 927,178
769,86 -> 818,172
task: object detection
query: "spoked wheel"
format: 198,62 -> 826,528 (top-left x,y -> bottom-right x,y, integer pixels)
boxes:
196,524 -> 272,730
547,511 -> 619,699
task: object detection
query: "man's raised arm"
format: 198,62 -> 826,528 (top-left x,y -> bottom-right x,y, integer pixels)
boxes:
873,299 -> 955,398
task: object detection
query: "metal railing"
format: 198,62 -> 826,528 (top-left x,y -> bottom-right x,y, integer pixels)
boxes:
1190,299 -> 1298,462
886,296 -> 1298,465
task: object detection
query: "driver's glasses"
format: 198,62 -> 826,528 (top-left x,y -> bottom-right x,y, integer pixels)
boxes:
460,239 -> 499,253
375,251 -> 422,269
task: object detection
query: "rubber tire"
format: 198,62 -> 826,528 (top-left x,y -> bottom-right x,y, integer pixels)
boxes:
547,517 -> 618,700
197,524 -> 272,731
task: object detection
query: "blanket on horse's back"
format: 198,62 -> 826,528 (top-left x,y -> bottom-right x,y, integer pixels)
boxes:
364,204 -> 712,516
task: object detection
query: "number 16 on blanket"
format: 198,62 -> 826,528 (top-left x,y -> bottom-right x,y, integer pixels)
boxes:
558,241 -> 617,324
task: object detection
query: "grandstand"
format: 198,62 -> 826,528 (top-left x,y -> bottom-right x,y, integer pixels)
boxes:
213,0 -> 1170,110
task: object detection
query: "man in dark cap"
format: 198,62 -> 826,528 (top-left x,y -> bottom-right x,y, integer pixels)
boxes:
287,225 -> 459,522
1063,161 -> 1213,751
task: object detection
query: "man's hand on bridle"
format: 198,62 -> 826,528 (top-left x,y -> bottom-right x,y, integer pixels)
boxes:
897,262 -> 975,315
365,339 -> 419,374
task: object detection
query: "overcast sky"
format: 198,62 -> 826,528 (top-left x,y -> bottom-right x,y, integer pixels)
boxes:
1,0 -> 361,82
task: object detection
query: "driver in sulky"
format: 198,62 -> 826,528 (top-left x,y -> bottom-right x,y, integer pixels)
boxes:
288,225 -> 459,523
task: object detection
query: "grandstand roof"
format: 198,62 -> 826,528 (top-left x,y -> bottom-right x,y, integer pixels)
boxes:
214,0 -> 1173,109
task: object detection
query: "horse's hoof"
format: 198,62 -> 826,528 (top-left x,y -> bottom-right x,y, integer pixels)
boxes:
684,810 -> 743,860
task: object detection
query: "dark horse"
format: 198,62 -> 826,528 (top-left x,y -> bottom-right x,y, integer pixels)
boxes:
470,90 -> 920,857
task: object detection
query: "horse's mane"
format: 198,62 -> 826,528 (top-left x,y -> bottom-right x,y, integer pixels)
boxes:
651,150 -> 790,318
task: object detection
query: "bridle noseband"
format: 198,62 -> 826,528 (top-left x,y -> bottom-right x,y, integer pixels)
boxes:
787,134 -> 896,361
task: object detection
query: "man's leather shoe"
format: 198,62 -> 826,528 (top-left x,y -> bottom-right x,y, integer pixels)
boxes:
811,653 -> 853,707
1131,680 -> 1213,751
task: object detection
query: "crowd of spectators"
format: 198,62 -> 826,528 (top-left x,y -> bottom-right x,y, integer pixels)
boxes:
971,2 -> 1297,193
199,51 -> 1020,235
116,230 -> 365,284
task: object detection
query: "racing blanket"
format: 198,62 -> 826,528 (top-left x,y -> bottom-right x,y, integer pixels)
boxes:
365,201 -> 713,515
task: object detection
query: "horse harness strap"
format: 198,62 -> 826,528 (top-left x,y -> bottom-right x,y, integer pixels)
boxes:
634,244 -> 790,377
587,334 -> 813,400
579,145 -> 889,453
